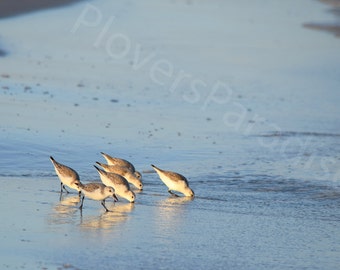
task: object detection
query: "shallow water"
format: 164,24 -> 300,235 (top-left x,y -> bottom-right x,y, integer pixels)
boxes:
1,173 -> 339,269
1,134 -> 340,270
1,0 -> 340,269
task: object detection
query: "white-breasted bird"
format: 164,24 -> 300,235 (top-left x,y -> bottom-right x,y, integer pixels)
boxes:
94,165 -> 136,203
96,162 -> 143,190
100,152 -> 142,179
50,156 -> 81,194
75,182 -> 118,212
151,164 -> 194,197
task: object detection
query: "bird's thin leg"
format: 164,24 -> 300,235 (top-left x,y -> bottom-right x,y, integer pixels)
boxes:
60,182 -> 63,193
62,184 -> 70,194
101,200 -> 110,212
168,190 -> 179,197
79,195 -> 85,210
78,190 -> 81,197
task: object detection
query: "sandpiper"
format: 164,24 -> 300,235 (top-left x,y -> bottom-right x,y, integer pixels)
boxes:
96,162 -> 143,190
151,164 -> 195,197
94,165 -> 136,203
100,152 -> 142,179
50,156 -> 81,194
75,182 -> 118,212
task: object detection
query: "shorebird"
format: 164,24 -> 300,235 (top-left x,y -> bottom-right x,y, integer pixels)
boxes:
100,152 -> 142,179
94,165 -> 136,203
151,164 -> 195,197
96,162 -> 143,190
50,156 -> 81,195
75,182 -> 118,212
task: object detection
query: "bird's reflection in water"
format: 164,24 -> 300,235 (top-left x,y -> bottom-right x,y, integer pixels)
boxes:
79,202 -> 135,230
49,194 -> 80,225
163,195 -> 195,205
155,196 -> 194,238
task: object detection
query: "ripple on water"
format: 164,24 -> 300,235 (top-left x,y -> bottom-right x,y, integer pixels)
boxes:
190,173 -> 340,221
258,131 -> 340,138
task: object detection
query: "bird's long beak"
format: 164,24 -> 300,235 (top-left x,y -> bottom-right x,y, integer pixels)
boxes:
113,194 -> 119,202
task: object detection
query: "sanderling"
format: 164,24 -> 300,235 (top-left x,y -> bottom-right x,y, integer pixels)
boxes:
96,162 -> 143,190
50,156 -> 81,195
94,165 -> 136,203
100,152 -> 142,179
75,182 -> 118,212
151,164 -> 195,197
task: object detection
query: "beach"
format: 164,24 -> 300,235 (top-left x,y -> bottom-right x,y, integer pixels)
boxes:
0,0 -> 340,269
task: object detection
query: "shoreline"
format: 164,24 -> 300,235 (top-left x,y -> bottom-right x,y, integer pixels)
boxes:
0,0 -> 84,57
304,0 -> 340,37
0,0 -> 339,36
0,0 -> 83,19
0,0 -> 338,58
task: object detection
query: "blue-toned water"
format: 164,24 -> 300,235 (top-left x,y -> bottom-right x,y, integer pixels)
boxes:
1,169 -> 340,269
1,129 -> 340,269
1,0 -> 340,269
